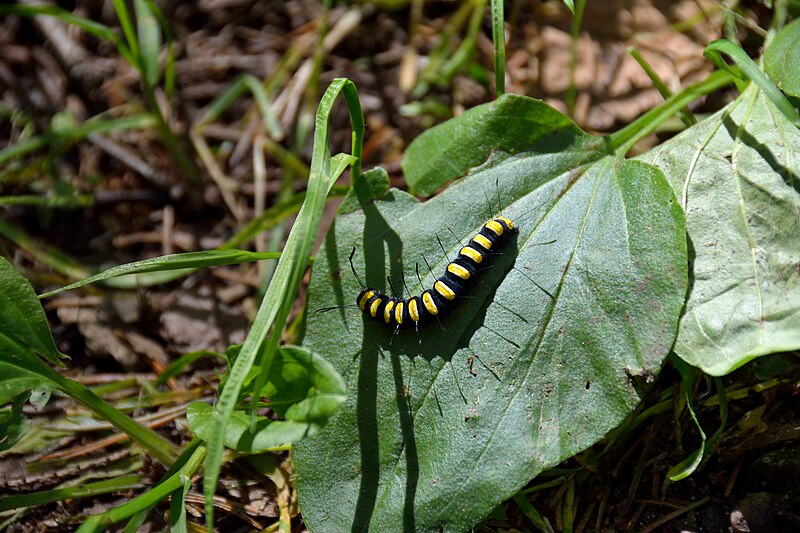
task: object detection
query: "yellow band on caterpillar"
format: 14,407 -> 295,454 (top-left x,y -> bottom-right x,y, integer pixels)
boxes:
395,301 -> 405,324
485,220 -> 504,236
460,246 -> 483,263
435,280 -> 456,300
422,292 -> 438,315
473,234 -> 492,250
369,297 -> 382,318
447,263 -> 471,280
358,290 -> 375,310
496,216 -> 514,230
383,300 -> 395,323
408,298 -> 420,322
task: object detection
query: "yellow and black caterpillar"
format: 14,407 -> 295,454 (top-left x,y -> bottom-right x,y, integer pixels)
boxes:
355,216 -> 517,329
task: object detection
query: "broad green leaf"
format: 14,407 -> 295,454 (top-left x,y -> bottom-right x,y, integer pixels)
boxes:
188,346 -> 346,453
764,18 -> 800,98
402,95 -> 584,195
640,85 -> 800,376
295,94 -> 687,532
260,345 -> 347,421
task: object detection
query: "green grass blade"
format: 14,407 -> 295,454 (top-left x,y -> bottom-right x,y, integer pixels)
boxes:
0,475 -> 142,512
134,0 -> 162,87
705,38 -> 800,127
491,0 -> 505,96
241,74 -> 284,140
628,47 -> 698,126
0,195 -> 93,208
38,249 -> 281,298
112,0 -> 140,65
222,185 -> 348,250
0,113 -> 155,166
77,442 -> 205,532
142,0 -> 176,99
608,69 -> 735,154
0,5 -> 134,64
202,78 -> 362,529
0,219 -> 89,280
566,0 -> 587,116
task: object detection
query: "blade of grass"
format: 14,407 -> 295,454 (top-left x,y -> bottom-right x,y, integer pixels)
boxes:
566,0 -> 587,117
241,74 -> 284,140
513,492 -> 554,533
0,5 -> 134,64
0,475 -> 142,512
628,47 -> 698,127
438,0 -> 486,87
491,0 -> 505,96
142,0 -> 176,100
202,78 -> 363,529
0,195 -> 93,207
0,218 -> 89,280
38,249 -> 281,298
133,0 -> 161,88
111,0 -> 139,63
77,440 -> 205,532
705,38 -> 800,126
608,69 -> 735,155
0,113 -> 155,166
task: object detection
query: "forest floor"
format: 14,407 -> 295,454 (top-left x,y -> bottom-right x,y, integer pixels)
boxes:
1,0 -> 798,531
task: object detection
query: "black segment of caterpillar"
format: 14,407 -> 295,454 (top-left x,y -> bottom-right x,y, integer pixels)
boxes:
354,216 -> 518,330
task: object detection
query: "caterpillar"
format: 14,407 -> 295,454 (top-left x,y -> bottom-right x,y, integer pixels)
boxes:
354,216 -> 518,331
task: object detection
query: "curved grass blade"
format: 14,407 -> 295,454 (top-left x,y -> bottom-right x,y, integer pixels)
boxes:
38,249 -> 281,298
705,38 -> 800,127
201,78 -> 363,529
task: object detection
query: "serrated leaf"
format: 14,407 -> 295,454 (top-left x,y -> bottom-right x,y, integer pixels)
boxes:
641,85 -> 800,376
295,94 -> 687,532
764,18 -> 800,98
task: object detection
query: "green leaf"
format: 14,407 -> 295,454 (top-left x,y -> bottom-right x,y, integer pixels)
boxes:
188,346 -> 345,453
295,94 -> 687,532
640,85 -> 800,376
0,257 -> 65,369
764,18 -> 800,98
402,96 -> 586,196
0,393 -> 31,452
260,345 -> 346,421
